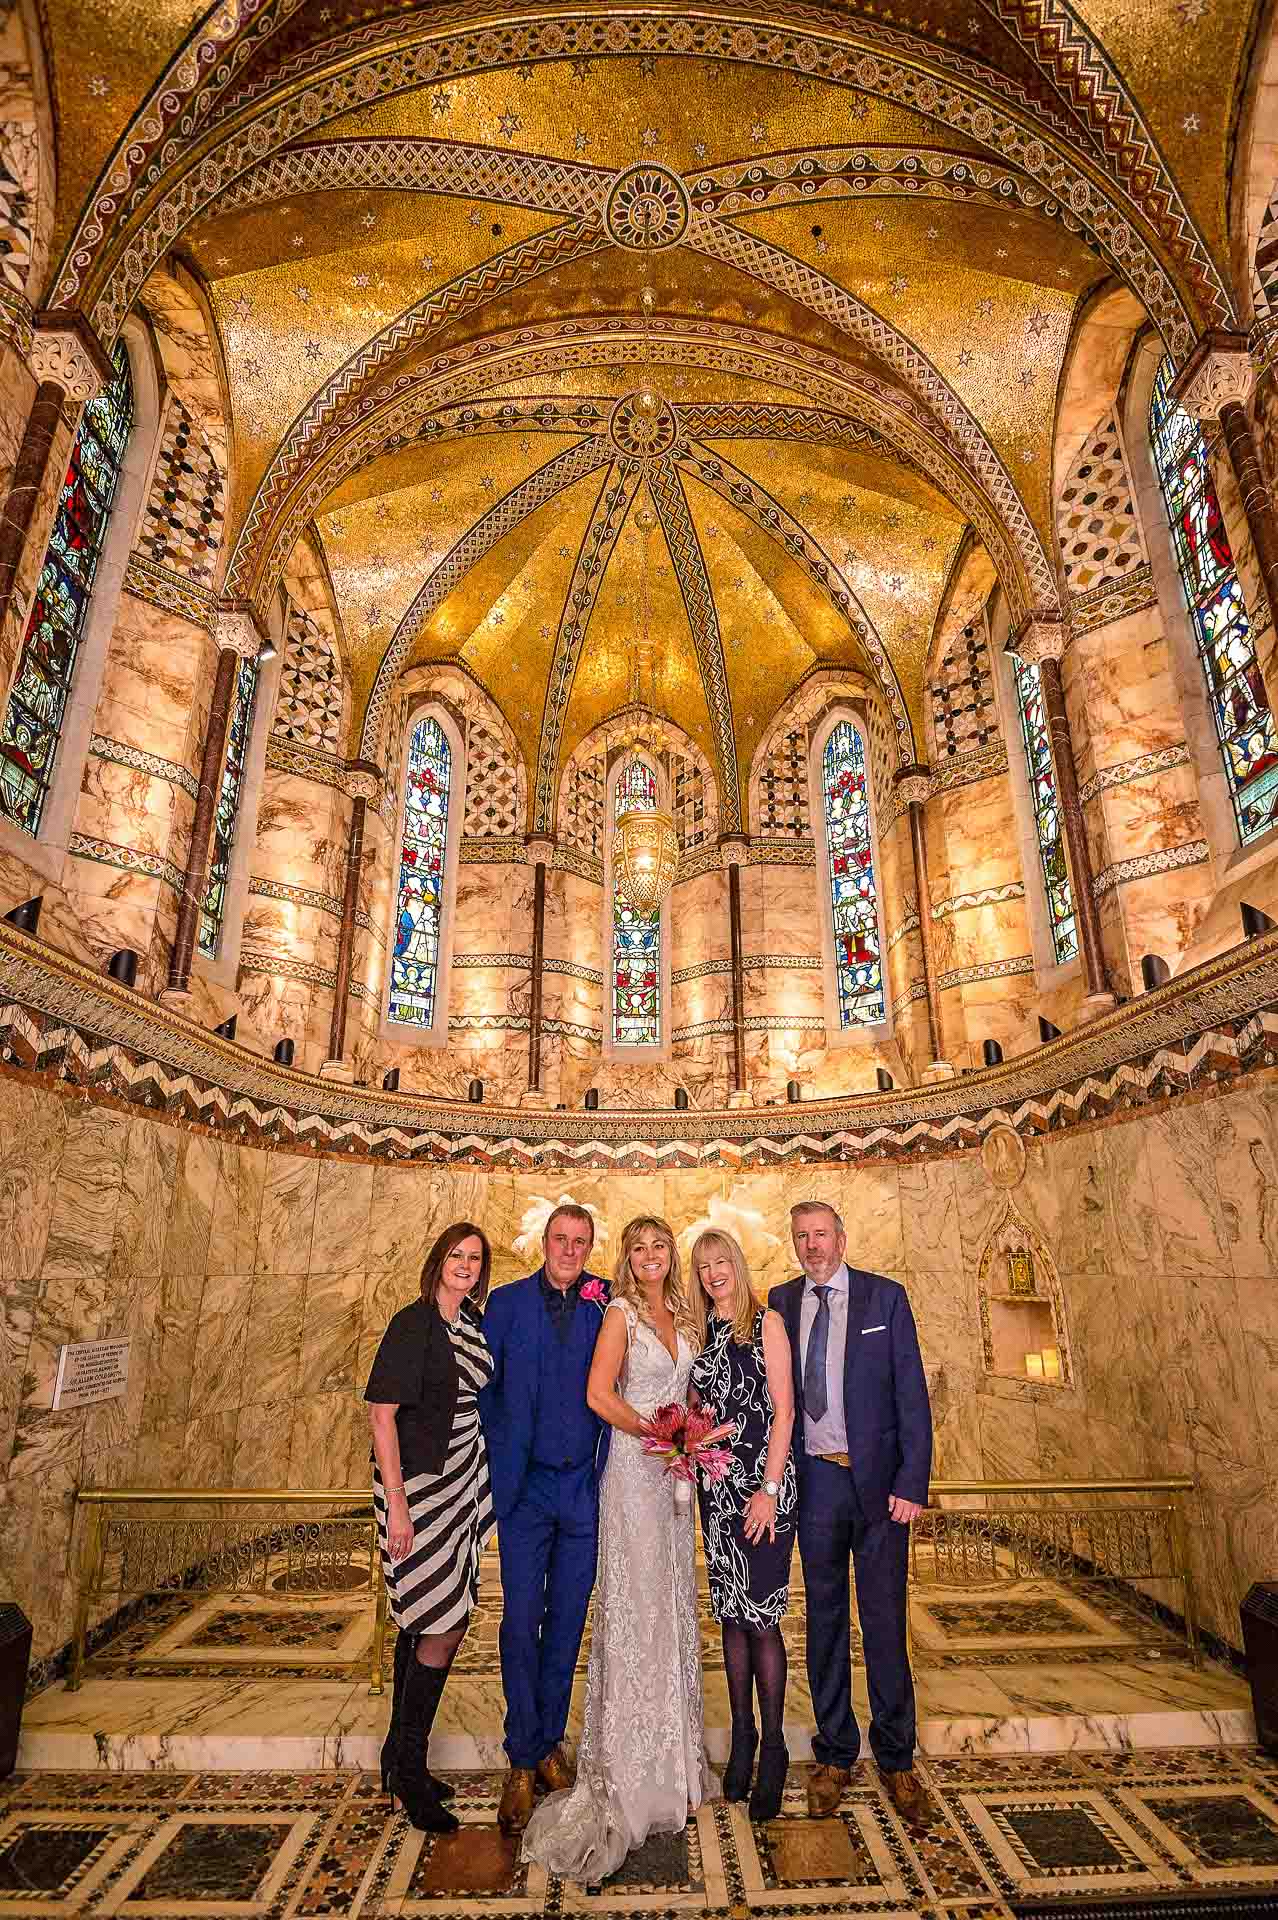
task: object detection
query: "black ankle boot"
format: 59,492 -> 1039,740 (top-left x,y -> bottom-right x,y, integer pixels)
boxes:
749,1741 -> 789,1820
722,1725 -> 758,1801
398,1661 -> 460,1834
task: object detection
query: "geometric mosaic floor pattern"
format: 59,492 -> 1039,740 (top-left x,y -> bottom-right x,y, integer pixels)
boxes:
4,1748 -> 1278,1918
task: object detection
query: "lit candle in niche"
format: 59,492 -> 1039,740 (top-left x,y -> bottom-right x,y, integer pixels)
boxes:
1042,1347 -> 1061,1381
1025,1352 -> 1045,1380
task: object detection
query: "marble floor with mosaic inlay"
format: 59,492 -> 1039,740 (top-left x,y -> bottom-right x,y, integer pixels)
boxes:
19,1549 -> 1254,1775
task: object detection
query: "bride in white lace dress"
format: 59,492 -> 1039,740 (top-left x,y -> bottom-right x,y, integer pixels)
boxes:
521,1214 -> 714,1883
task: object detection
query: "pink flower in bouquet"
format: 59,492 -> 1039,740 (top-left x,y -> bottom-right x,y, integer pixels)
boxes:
641,1401 -> 734,1485
579,1277 -> 607,1307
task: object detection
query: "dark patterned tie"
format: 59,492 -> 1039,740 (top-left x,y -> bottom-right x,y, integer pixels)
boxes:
803,1285 -> 832,1421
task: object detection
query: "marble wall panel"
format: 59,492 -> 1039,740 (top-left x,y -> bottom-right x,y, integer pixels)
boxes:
92,598 -> 211,763
161,1132 -> 220,1276
0,409 -> 71,714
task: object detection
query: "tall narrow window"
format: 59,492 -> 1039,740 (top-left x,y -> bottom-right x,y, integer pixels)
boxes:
0,341 -> 133,835
389,714 -> 452,1029
1011,655 -> 1078,964
1149,353 -> 1278,842
198,652 -> 261,958
611,756 -> 662,1046
821,720 -> 885,1027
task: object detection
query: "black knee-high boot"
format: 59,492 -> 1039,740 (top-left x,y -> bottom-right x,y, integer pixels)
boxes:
382,1633 -> 456,1808
397,1659 -> 459,1833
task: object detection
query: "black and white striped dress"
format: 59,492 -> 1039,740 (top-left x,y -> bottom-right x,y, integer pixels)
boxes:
372,1310 -> 495,1634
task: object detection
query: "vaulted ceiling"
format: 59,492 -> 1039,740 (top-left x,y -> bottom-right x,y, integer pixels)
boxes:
33,0 -> 1267,826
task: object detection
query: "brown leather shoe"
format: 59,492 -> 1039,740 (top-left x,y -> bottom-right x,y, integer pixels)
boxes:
878,1766 -> 933,1829
498,1767 -> 536,1834
806,1762 -> 851,1817
535,1745 -> 575,1793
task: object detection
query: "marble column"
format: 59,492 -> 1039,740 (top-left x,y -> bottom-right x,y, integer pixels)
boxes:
0,317 -> 111,663
1173,330 -> 1278,715
524,835 -> 554,1106
893,765 -> 953,1080
722,836 -> 751,1105
321,761 -> 381,1081
1009,616 -> 1115,1017
162,603 -> 266,1004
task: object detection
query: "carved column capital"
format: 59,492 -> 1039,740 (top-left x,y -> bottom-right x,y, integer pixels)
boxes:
213,600 -> 268,658
29,311 -> 113,401
892,762 -> 932,806
342,759 -> 381,803
718,834 -> 750,868
1171,329 -> 1256,419
525,834 -> 556,867
1009,614 -> 1068,668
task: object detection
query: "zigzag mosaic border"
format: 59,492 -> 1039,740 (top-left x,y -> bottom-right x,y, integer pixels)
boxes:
2,923 -> 1277,1167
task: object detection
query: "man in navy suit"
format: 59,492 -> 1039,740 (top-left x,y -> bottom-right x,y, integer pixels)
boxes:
479,1203 -> 610,1836
769,1200 -> 932,1827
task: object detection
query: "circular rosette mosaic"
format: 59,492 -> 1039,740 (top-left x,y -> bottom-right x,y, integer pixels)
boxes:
609,390 -> 679,460
605,164 -> 691,249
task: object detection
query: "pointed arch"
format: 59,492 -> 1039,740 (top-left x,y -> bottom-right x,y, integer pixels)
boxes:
811,709 -> 890,1040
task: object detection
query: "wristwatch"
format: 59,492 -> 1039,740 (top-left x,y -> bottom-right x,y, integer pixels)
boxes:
762,1478 -> 780,1498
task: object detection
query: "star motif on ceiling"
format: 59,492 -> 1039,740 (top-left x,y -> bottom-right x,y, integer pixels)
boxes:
559,546 -> 570,557
518,436 -> 531,453
361,211 -> 377,229
1020,448 -> 1034,463
1177,0 -> 1208,17
491,610 -> 505,624
694,142 -> 708,160
498,112 -> 522,136
481,475 -> 496,492
996,247 -> 1008,258
921,535 -> 937,553
1057,265 -> 1072,279
958,347 -> 973,367
750,122 -> 767,143
642,127 -> 660,148
375,502 -> 391,523
889,274 -> 908,295
430,88 -> 450,115
977,297 -> 994,317
887,573 -> 904,593
430,486 -> 443,504
873,217 -> 886,234
468,209 -> 482,227
926,226 -> 939,240
1019,368 -> 1035,389
1183,112 -> 1201,133
290,233 -> 304,248
816,238 -> 829,256
89,74 -> 109,96
243,355 -> 262,379
230,294 -> 252,321
216,255 -> 229,267
366,605 -> 382,624
571,58 -> 591,79
304,340 -> 321,361
574,129 -> 590,152
640,54 -> 657,75
294,285 -> 312,303
885,511 -> 901,530
1027,308 -> 1049,337
420,256 -> 434,273
352,272 -> 370,288
516,61 -> 533,78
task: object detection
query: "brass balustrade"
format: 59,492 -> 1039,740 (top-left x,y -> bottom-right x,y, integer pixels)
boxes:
68,1476 -> 1199,1696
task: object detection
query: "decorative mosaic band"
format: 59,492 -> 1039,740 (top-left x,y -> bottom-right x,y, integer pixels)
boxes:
1068,563 -> 1157,636
938,955 -> 1036,990
65,833 -> 184,894
673,1013 -> 827,1041
246,875 -> 380,941
122,553 -> 215,628
448,1013 -> 602,1040
932,883 -> 1025,921
750,839 -> 818,867
673,843 -> 725,885
264,738 -> 347,790
899,979 -> 930,1005
452,954 -> 605,985
886,908 -> 921,951
672,955 -> 822,984
459,836 -> 526,864
1092,839 -> 1211,897
929,744 -> 1010,793
239,949 -> 336,988
89,735 -> 199,800
1077,744 -> 1193,805
0,286 -> 33,355
555,846 -> 604,886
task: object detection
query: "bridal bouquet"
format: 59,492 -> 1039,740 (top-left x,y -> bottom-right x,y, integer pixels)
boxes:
640,1403 -> 734,1487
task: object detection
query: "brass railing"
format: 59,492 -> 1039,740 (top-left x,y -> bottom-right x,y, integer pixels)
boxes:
69,1475 -> 1199,1694
919,1478 -> 1199,1664
69,1489 -> 389,1695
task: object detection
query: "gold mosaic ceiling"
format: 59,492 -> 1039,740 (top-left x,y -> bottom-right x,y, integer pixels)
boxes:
32,0 -> 1266,822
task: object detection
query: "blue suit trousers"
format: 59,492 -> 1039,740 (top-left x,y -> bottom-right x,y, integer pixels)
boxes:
497,1463 -> 598,1769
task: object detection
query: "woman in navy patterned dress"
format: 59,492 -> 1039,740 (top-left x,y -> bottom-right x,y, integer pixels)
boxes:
688,1229 -> 796,1819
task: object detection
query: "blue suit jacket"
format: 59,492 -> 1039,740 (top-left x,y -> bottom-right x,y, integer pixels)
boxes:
478,1270 -> 612,1521
768,1267 -> 932,1515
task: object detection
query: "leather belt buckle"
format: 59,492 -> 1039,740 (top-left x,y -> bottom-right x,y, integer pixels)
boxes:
817,1450 -> 850,1468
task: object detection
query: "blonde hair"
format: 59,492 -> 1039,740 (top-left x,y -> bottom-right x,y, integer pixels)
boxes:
612,1215 -> 701,1352
688,1229 -> 759,1348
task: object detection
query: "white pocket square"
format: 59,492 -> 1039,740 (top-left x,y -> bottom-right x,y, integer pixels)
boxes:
862,1324 -> 887,1334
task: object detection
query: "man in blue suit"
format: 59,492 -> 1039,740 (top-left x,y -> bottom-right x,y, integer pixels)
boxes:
769,1200 -> 932,1828
479,1203 -> 610,1836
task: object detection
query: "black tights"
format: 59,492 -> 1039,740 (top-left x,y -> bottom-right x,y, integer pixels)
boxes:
722,1621 -> 787,1746
413,1623 -> 466,1671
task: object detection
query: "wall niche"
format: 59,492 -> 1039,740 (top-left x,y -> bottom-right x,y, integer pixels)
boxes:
976,1128 -> 1072,1387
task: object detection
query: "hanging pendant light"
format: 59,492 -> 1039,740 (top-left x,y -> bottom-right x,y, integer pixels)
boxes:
613,477 -> 679,913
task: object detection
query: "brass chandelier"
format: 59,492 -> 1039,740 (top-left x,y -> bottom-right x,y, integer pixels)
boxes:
612,318 -> 680,915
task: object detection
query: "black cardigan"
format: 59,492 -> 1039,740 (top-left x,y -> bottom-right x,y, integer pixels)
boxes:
363,1295 -> 478,1477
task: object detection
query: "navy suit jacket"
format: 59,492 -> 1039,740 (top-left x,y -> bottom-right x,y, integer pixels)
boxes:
477,1270 -> 612,1521
768,1267 -> 932,1516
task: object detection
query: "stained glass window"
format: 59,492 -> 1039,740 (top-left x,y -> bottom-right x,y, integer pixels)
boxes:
612,756 -> 661,1046
821,721 -> 885,1027
1149,354 -> 1278,843
1012,655 -> 1078,964
388,713 -> 452,1028
197,652 -> 260,958
0,341 -> 133,835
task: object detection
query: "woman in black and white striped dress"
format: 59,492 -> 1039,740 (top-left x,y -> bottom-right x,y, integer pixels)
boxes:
366,1222 -> 495,1832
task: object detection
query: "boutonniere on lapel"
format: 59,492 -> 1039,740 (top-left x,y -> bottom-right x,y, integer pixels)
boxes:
580,1278 -> 608,1311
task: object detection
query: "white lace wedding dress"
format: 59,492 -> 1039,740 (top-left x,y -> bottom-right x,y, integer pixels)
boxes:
521,1298 -> 712,1882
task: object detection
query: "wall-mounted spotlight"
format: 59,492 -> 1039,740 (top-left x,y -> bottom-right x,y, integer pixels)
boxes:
786,1079 -> 801,1103
1140,953 -> 1171,991
982,1038 -> 1003,1067
1038,1016 -> 1061,1043
273,1037 -> 295,1066
467,1078 -> 483,1103
674,1086 -> 689,1111
107,948 -> 140,989
257,637 -> 278,662
382,1067 -> 400,1092
584,1088 -> 600,1110
213,1014 -> 237,1041
1242,900 -> 1277,938
3,897 -> 41,934
875,1068 -> 893,1091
